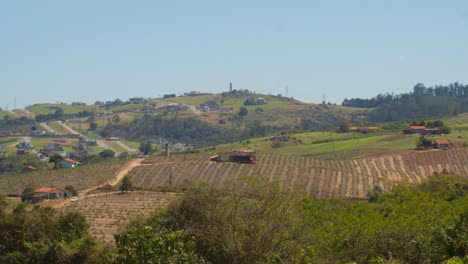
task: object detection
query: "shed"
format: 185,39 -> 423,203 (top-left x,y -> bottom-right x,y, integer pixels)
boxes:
58,158 -> 80,168
34,187 -> 68,200
433,140 -> 450,149
406,126 -> 427,134
22,166 -> 37,172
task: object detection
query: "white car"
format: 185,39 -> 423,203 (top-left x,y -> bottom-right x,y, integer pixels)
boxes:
70,197 -> 78,202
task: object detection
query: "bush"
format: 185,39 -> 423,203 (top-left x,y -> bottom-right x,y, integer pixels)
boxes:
99,149 -> 115,159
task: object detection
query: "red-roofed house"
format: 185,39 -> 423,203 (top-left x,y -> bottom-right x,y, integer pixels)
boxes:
405,126 -> 427,134
22,165 -> 37,172
433,140 -> 450,149
58,158 -> 80,169
34,187 -> 67,200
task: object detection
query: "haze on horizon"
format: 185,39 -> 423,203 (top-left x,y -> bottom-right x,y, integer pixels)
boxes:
1,1 -> 468,109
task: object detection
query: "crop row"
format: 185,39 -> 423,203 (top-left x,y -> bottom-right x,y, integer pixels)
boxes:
0,160 -> 127,195
59,191 -> 177,243
128,150 -> 468,198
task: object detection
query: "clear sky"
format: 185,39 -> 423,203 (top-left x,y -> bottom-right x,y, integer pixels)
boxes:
1,0 -> 468,108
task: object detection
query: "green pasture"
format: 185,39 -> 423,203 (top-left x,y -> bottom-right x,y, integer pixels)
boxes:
27,103 -> 97,115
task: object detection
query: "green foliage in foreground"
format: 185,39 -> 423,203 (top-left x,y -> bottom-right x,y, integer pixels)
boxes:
0,199 -> 112,263
116,176 -> 468,263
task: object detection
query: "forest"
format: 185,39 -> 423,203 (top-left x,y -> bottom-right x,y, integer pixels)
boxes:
341,83 -> 468,123
1,175 -> 466,263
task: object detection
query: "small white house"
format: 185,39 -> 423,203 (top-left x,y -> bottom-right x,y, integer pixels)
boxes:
58,158 -> 80,168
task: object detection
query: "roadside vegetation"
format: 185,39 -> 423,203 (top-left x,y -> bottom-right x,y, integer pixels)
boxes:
116,175 -> 468,263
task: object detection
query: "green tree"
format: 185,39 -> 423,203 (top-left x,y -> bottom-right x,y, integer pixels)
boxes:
49,153 -> 64,169
338,119 -> 351,132
238,107 -> 248,116
65,185 -> 78,196
120,176 -> 133,194
417,136 -> 433,149
139,142 -> 153,155
99,149 -> 115,159
89,122 -> 98,131
54,107 -> 64,119
21,186 -> 35,202
115,226 -> 205,264
112,114 -> 121,124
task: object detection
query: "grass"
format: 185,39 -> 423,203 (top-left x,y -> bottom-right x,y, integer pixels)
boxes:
109,103 -> 145,112
27,103 -> 98,115
47,121 -> 68,134
212,130 -> 421,158
0,138 -> 19,154
29,137 -> 79,152
161,95 -> 217,106
443,113 -> 468,129
0,159 -> 127,195
0,111 -> 14,119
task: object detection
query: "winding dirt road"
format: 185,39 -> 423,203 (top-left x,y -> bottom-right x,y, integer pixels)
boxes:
52,158 -> 145,208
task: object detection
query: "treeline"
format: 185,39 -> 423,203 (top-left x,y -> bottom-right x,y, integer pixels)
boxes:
342,82 -> 468,108
0,116 -> 35,133
368,95 -> 468,122
35,108 -> 93,122
100,116 -> 287,147
341,82 -> 468,122
114,176 -> 468,263
299,106 -> 345,131
0,198 -> 112,263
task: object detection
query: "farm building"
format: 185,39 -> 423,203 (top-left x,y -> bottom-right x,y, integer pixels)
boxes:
58,158 -> 80,168
210,149 -> 257,164
256,97 -> 267,104
22,165 -> 37,172
46,141 -> 65,151
350,126 -> 380,133
433,140 -> 450,149
199,100 -> 221,112
405,126 -> 427,134
16,139 -> 34,150
34,187 -> 68,202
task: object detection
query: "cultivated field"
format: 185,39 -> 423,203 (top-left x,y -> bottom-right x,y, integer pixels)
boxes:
0,160 -> 127,195
58,191 -> 177,243
127,150 -> 468,199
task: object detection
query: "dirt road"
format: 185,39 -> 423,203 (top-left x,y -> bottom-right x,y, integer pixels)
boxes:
52,158 -> 145,208
40,122 -> 59,134
114,140 -> 138,153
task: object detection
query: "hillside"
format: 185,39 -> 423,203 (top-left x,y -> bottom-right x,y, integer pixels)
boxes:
125,149 -> 468,199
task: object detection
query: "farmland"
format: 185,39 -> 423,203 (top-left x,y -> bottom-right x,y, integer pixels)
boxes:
27,103 -> 98,115
58,191 -> 177,243
213,131 -> 419,158
0,110 -> 14,119
0,160 -> 127,195
127,150 -> 468,199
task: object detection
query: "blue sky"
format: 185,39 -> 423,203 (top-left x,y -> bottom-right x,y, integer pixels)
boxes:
1,1 -> 468,108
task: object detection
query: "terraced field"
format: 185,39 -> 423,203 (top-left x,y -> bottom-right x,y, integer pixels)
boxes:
58,191 -> 177,243
0,160 -> 127,195
127,150 -> 468,199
